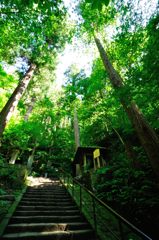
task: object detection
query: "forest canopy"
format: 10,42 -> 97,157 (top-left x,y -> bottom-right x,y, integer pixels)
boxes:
0,0 -> 159,238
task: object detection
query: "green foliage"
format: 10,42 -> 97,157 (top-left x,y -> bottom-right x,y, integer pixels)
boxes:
90,157 -> 158,235
0,65 -> 18,111
78,0 -> 116,36
0,157 -> 27,220
0,1 -> 158,237
85,0 -> 110,11
0,0 -> 70,66
0,164 -> 27,189
0,200 -> 10,219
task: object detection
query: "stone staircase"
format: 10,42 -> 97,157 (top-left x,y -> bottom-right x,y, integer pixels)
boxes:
1,178 -> 96,240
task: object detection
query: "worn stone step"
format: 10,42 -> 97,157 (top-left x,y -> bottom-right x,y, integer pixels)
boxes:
33,186 -> 64,188
21,197 -> 71,202
37,180 -> 60,183
26,189 -> 67,192
16,205 -> 78,211
30,186 -> 63,188
25,194 -> 67,198
14,210 -> 80,216
22,195 -> 70,199
33,186 -> 63,188
26,190 -> 67,194
1,177 -> 96,240
27,186 -> 64,188
25,191 -> 69,196
28,185 -> 61,188
27,186 -> 65,189
10,215 -> 83,223
6,222 -> 90,233
25,192 -> 67,196
19,201 -> 74,206
27,185 -> 63,188
28,189 -> 64,192
2,229 -> 95,240
30,185 -> 62,187
24,192 -> 68,196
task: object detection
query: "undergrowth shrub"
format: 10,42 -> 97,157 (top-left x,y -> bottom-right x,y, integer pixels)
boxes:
0,164 -> 27,190
0,156 -> 28,221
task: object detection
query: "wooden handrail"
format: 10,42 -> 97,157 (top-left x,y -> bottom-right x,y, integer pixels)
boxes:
60,170 -> 152,240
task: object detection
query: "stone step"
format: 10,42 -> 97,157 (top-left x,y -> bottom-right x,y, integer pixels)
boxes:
27,186 -> 64,188
23,195 -> 69,199
19,201 -> 74,206
38,180 -> 60,183
34,187 -> 63,190
1,177 -> 96,240
10,215 -> 83,223
21,197 -> 71,202
17,205 -> 78,211
28,184 -> 61,187
26,190 -> 67,194
24,191 -> 67,197
6,222 -> 90,233
2,229 -> 95,240
24,192 -> 68,196
14,210 -> 80,216
27,185 -> 63,188
30,184 -> 62,186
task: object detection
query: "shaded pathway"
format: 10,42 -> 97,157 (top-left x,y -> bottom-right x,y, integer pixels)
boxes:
1,177 -> 96,240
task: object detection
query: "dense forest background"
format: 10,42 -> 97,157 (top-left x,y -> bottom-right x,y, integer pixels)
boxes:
0,0 -> 159,238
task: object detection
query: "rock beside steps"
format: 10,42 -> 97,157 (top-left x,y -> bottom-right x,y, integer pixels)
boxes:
1,178 -> 97,240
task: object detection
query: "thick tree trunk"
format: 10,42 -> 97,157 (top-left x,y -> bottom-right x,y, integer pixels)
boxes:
24,96 -> 36,121
27,147 -> 36,173
124,138 -> 139,168
94,36 -> 159,180
112,126 -> 137,167
74,108 -> 80,150
0,63 -> 36,139
9,149 -> 20,164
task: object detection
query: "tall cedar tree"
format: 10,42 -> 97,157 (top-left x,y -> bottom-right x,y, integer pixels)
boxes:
0,64 -> 36,139
0,0 -> 67,141
94,36 -> 159,180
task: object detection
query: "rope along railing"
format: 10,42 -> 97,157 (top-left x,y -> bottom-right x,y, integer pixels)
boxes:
59,171 -> 152,240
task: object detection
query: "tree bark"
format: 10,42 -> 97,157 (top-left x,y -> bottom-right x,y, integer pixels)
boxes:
111,126 -> 137,167
27,147 -> 36,173
24,96 -> 36,122
0,63 -> 36,139
94,36 -> 159,180
74,108 -> 80,150
9,149 -> 20,164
